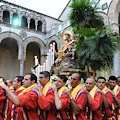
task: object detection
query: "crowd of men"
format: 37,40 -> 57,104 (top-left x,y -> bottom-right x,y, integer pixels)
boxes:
0,71 -> 120,120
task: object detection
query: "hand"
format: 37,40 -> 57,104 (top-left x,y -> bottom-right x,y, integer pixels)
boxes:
63,90 -> 71,97
0,83 -> 8,89
49,85 -> 57,92
106,89 -> 115,96
96,88 -> 103,94
32,86 -> 42,97
81,87 -> 89,94
32,86 -> 41,91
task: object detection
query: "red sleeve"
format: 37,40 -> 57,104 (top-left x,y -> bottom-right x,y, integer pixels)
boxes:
19,90 -> 38,109
105,92 -> 114,106
38,88 -> 54,111
117,91 -> 120,100
60,93 -> 70,110
89,92 -> 103,111
76,91 -> 87,110
0,87 -> 6,101
105,107 -> 113,118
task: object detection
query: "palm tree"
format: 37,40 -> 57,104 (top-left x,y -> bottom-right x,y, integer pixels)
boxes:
68,0 -> 118,78
68,0 -> 104,33
76,26 -> 117,78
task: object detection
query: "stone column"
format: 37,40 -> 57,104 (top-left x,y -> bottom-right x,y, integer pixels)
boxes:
27,19 -> 30,29
10,11 -> 13,24
35,20 -> 38,30
114,50 -> 120,77
19,59 -> 24,76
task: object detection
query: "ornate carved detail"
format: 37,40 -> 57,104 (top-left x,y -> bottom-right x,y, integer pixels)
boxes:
19,30 -> 27,38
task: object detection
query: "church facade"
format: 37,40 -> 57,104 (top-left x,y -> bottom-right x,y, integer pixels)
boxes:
0,0 -> 120,80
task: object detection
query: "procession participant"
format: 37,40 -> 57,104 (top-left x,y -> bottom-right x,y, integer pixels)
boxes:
0,73 -> 41,120
6,79 -> 14,90
84,77 -> 103,120
97,77 -> 115,119
8,76 -> 24,120
109,76 -> 120,120
37,71 -> 56,120
0,77 -> 8,120
50,74 -> 70,119
64,72 -> 88,120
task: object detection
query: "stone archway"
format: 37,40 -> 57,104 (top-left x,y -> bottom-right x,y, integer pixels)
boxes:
24,37 -> 46,69
108,0 -> 120,77
0,33 -> 24,80
46,36 -> 60,52
0,32 -> 24,60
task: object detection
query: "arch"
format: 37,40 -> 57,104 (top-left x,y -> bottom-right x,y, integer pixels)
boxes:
46,36 -> 60,52
24,37 -> 46,60
21,16 -> 28,28
0,32 -> 24,60
12,13 -> 20,26
108,0 -> 120,31
37,20 -> 42,31
37,16 -> 47,33
1,5 -> 12,12
3,10 -> 10,24
30,18 -> 35,29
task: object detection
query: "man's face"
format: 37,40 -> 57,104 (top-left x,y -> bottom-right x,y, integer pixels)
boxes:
70,73 -> 80,88
13,77 -> 18,89
109,80 -> 116,90
55,77 -> 65,89
22,75 -> 32,88
39,74 -> 48,87
86,78 -> 95,92
117,78 -> 120,86
6,80 -> 12,87
97,79 -> 105,90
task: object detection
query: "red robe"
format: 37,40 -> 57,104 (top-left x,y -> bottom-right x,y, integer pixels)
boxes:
0,86 -> 7,120
54,93 -> 70,119
87,91 -> 103,120
19,90 -> 41,120
7,89 -> 24,120
115,90 -> 120,120
70,90 -> 88,120
38,88 -> 56,120
103,92 -> 115,119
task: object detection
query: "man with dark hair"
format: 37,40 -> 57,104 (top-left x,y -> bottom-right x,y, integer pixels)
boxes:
50,74 -> 70,119
97,77 -> 115,119
8,76 -> 25,120
64,72 -> 88,120
108,75 -> 120,120
0,73 -> 41,120
37,71 -> 56,120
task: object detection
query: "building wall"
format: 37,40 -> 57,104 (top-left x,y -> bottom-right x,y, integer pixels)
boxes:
0,0 -> 61,80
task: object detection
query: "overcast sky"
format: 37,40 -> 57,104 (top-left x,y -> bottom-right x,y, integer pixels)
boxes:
6,0 -> 70,18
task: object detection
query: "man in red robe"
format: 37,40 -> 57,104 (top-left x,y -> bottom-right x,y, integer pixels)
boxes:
37,71 -> 56,120
108,76 -> 120,120
8,76 -> 25,120
0,73 -> 41,120
64,72 -> 88,120
84,77 -> 103,120
97,77 -> 115,119
50,74 -> 70,119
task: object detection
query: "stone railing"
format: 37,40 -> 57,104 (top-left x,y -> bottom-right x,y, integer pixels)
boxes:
46,20 -> 70,38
